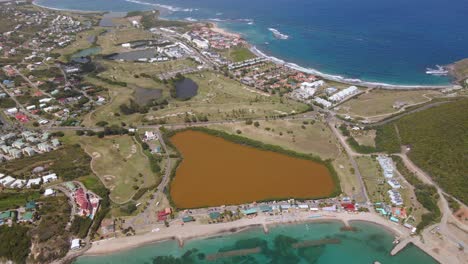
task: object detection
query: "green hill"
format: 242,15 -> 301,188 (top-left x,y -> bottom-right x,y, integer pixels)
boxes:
377,99 -> 468,204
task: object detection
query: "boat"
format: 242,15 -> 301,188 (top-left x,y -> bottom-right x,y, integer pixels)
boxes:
426,65 -> 448,76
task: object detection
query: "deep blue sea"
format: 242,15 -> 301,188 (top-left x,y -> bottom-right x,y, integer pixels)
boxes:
74,221 -> 438,264
35,0 -> 468,85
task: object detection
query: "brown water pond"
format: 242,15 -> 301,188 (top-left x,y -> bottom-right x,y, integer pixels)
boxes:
169,130 -> 336,208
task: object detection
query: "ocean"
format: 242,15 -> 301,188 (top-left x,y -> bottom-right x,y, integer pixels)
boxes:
34,0 -> 468,85
74,221 -> 437,264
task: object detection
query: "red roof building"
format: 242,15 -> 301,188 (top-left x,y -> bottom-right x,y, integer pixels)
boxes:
75,188 -> 90,212
341,203 -> 356,212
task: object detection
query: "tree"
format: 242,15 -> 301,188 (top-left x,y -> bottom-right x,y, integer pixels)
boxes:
254,121 -> 260,128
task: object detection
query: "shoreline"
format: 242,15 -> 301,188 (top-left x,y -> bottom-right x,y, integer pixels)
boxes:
83,212 -> 408,256
80,212 -> 454,263
31,1 -> 458,89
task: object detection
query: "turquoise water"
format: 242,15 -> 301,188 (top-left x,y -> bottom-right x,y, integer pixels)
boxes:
34,0 -> 468,85
74,221 -> 437,264
72,47 -> 102,58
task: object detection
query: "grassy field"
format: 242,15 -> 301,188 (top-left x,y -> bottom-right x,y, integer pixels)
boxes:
82,76 -> 143,127
210,119 -> 363,200
145,71 -> 309,123
70,135 -> 159,204
378,99 -> 468,204
351,129 -> 376,147
356,156 -> 389,204
54,27 -> 105,60
97,29 -> 155,54
220,46 -> 256,62
336,89 -> 441,119
85,68 -> 309,125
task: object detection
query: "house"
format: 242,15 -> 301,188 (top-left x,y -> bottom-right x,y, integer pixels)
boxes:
51,138 -> 60,147
26,104 -> 38,111
6,107 -> 18,114
70,239 -> 81,250
39,97 -> 53,104
22,147 -> 36,156
10,179 -> 26,188
42,173 -> 58,183
12,140 -> 25,149
37,142 -> 52,152
75,188 -> 91,215
27,178 -> 41,188
9,149 -> 21,158
1,145 -> 11,154
0,176 -> 15,186
144,131 -> 157,141
387,179 -> 401,189
44,188 -> 55,196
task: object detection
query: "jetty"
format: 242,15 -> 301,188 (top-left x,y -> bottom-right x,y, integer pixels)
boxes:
205,247 -> 261,261
292,238 -> 340,248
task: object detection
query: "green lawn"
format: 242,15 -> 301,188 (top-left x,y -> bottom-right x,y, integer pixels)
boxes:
76,135 -> 159,204
221,46 -> 256,62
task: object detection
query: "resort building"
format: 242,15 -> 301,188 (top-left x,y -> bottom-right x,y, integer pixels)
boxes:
377,155 -> 394,178
328,86 -> 359,102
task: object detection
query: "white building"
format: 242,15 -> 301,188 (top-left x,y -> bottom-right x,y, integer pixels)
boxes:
70,239 -> 81,250
328,86 -> 359,102
42,173 -> 58,183
301,80 -> 325,89
10,179 -> 26,188
387,179 -> 401,189
377,155 -> 394,178
27,178 -> 42,188
0,176 -> 15,186
44,188 -> 55,196
314,97 -> 332,108
6,107 -> 18,114
193,38 -> 209,49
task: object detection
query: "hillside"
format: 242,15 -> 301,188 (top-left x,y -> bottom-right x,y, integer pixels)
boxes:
448,58 -> 468,85
377,99 -> 468,204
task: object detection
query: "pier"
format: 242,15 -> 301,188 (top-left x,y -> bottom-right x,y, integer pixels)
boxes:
205,247 -> 261,261
292,238 -> 341,248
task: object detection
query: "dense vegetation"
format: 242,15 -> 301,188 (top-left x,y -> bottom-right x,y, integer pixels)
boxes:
31,196 -> 72,263
393,156 -> 441,232
0,225 -> 31,264
0,144 -> 92,181
70,216 -> 93,239
0,191 -> 40,211
380,99 -> 468,204
339,125 -> 399,154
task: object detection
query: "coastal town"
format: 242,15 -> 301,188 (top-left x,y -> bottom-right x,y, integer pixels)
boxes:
0,1 -> 467,264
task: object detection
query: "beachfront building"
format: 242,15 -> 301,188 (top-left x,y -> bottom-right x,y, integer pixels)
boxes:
328,86 -> 359,102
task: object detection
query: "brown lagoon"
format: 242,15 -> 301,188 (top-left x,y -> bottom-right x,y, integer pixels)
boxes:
169,130 -> 336,208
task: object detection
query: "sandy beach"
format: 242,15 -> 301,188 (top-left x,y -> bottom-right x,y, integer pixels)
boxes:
209,22 -> 242,39
86,212 -> 406,255
83,211 -> 465,263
